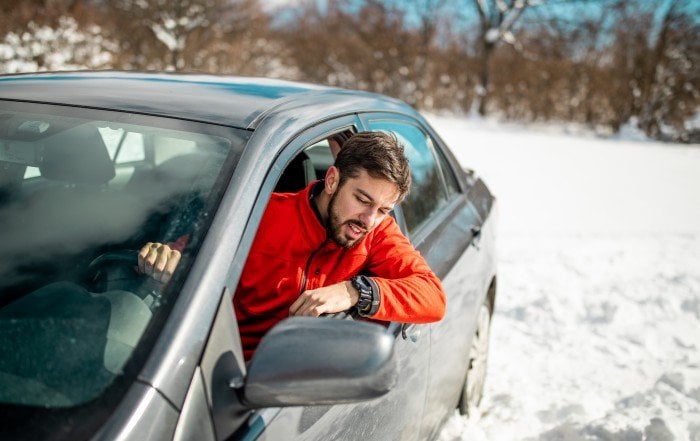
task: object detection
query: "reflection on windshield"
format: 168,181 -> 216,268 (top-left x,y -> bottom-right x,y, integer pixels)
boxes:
0,104 -> 243,408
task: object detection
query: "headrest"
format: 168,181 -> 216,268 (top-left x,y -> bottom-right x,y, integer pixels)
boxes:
39,125 -> 115,185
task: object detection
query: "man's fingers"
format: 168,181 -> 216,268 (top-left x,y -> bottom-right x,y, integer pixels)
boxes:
154,244 -> 171,276
138,242 -> 156,274
137,242 -> 181,283
144,246 -> 158,273
290,292 -> 326,317
160,249 -> 181,283
304,305 -> 323,317
289,295 -> 304,315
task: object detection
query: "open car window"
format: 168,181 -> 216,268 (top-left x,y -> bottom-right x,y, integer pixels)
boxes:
0,101 -> 248,412
273,130 -> 354,194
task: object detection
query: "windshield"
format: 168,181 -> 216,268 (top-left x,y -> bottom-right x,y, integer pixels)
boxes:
0,101 -> 247,416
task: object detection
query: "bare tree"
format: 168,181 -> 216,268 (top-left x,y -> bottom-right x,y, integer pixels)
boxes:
469,0 -> 532,115
107,0 -> 267,72
278,0 -> 423,100
636,0 -> 699,140
602,0 -> 698,140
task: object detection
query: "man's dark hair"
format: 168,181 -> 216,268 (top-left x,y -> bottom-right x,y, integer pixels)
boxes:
334,131 -> 411,200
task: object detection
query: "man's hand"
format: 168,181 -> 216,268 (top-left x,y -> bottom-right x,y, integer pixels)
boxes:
138,242 -> 181,284
289,281 -> 360,317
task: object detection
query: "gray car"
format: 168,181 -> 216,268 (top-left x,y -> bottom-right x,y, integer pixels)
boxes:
0,72 -> 497,441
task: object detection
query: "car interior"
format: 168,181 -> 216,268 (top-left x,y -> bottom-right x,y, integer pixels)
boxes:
274,130 -> 353,193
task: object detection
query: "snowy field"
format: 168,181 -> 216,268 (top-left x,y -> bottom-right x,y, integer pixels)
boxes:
428,115 -> 700,441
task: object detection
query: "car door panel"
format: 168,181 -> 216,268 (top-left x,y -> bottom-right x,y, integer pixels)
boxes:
173,368 -> 216,441
420,200 -> 486,439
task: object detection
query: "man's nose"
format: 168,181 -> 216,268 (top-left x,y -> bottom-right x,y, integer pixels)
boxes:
358,208 -> 377,228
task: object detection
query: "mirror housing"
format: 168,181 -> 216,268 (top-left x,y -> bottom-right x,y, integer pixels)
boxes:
243,317 -> 397,407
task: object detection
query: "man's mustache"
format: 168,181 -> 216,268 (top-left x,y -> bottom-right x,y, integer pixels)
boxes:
347,220 -> 368,232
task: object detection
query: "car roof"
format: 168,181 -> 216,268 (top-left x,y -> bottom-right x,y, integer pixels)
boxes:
0,71 -> 414,129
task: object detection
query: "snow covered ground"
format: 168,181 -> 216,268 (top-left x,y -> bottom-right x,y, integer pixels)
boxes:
428,115 -> 700,441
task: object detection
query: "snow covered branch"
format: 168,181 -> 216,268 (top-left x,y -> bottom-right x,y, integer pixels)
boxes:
0,16 -> 115,73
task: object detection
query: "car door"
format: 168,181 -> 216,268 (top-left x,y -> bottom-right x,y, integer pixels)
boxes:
361,114 -> 487,439
220,115 -> 430,441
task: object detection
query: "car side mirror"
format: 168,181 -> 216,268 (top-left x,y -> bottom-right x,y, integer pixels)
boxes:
242,316 -> 397,407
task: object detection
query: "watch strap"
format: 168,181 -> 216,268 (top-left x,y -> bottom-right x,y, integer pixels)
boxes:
351,275 -> 380,317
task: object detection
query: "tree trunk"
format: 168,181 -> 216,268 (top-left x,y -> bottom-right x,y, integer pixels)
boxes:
477,40 -> 495,116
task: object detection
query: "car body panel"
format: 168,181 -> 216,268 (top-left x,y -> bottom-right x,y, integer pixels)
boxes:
92,382 -> 179,441
173,368 -> 216,441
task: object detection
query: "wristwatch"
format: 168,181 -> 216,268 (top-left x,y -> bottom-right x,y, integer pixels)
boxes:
351,275 -> 379,317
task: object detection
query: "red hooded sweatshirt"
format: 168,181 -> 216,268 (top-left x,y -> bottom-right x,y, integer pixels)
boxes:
233,182 -> 446,360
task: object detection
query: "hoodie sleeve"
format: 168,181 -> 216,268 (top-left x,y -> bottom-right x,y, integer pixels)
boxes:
364,217 -> 446,323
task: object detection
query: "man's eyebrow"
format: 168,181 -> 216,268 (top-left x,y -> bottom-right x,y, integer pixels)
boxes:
356,188 -> 375,202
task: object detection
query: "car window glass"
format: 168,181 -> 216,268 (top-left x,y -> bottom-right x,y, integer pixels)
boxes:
367,120 -> 447,233
98,128 -> 146,164
98,126 -> 123,157
428,136 -> 460,197
117,132 -> 146,162
154,136 -> 197,166
23,166 -> 40,178
0,101 -> 247,410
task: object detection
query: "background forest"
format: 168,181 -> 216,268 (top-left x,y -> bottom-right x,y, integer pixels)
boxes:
1,0 -> 698,142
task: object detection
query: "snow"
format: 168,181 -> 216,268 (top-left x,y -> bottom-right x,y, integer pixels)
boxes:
0,17 -> 113,73
428,114 -> 700,440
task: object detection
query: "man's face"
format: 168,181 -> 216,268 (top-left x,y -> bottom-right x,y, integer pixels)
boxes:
327,169 -> 400,248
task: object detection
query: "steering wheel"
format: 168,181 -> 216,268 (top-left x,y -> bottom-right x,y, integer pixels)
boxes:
84,249 -> 161,301
87,249 -> 139,270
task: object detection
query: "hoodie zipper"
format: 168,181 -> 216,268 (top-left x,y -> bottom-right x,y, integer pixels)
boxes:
299,240 -> 328,295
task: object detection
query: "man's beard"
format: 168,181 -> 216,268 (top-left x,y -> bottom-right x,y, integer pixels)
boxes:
327,191 -> 368,248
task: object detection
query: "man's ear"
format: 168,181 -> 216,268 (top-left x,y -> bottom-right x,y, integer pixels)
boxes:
325,166 -> 339,194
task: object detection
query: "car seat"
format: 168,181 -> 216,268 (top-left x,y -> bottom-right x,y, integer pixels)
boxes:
0,124 -> 144,303
275,151 -> 317,193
